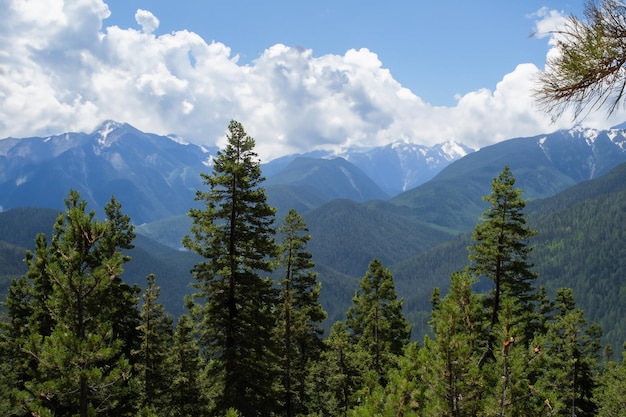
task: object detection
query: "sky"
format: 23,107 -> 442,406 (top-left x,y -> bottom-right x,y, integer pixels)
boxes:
2,0 -> 626,161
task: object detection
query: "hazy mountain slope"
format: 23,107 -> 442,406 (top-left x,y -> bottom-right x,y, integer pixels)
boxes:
389,126 -> 626,233
339,140 -> 473,195
0,121 -> 215,223
0,122 -> 468,223
261,141 -> 471,196
265,156 -> 389,202
303,198 -> 452,278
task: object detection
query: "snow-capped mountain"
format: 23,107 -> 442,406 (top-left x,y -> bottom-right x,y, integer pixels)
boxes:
337,140 -> 473,195
2,121 -> 626,225
261,140 -> 473,196
0,121 -> 217,223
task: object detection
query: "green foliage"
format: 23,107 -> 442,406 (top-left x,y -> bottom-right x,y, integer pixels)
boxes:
166,314 -> 206,417
346,259 -> 410,385
594,346 -> 626,417
349,342 -> 423,417
532,288 -> 601,417
531,183 -> 626,352
305,199 -> 451,278
182,120 -> 280,416
2,191 -> 140,417
2,140 -> 626,417
276,208 -> 326,417
468,166 -> 538,333
135,274 -> 174,414
420,270 -> 485,416
306,321 -> 369,416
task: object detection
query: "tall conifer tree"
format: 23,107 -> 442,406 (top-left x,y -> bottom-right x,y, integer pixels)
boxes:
183,120 -> 279,416
135,274 -> 173,415
276,208 -> 326,417
468,166 -> 538,338
421,270 -> 485,416
594,344 -> 626,417
306,321 -> 368,416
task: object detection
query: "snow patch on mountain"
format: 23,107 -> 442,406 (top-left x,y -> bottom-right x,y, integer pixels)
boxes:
96,120 -> 123,148
607,129 -> 626,151
107,152 -> 128,171
537,136 -> 552,162
339,166 -> 357,191
203,154 -> 215,168
439,140 -> 471,160
167,134 -> 189,145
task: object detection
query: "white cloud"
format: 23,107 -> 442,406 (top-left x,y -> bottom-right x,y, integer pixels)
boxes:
135,9 -> 159,35
529,7 -> 569,44
0,1 -> 624,161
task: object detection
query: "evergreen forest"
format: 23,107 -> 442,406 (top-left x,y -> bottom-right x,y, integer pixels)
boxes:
1,120 -> 625,417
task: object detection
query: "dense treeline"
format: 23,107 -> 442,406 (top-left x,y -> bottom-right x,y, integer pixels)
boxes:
0,121 -> 624,416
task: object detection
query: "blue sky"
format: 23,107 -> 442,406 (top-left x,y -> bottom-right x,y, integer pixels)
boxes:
1,0 -> 622,161
102,1 -> 583,106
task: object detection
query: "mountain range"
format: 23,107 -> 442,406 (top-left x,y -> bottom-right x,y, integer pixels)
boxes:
0,121 -> 470,223
1,121 -> 626,348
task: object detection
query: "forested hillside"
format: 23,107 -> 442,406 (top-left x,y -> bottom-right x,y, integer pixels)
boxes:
393,161 -> 626,351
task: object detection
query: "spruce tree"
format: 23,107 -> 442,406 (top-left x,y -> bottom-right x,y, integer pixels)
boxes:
346,258 -> 410,384
276,208 -> 326,417
479,296 -> 544,416
0,274 -> 37,416
350,342 -> 424,417
182,120 -> 279,416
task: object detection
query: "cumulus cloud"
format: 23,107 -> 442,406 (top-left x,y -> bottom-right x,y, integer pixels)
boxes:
0,1 -> 624,161
135,9 -> 159,35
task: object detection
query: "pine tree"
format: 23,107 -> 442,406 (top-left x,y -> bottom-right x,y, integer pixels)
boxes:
350,342 -> 424,417
468,166 -> 538,340
594,344 -> 626,417
479,296 -> 545,417
135,274 -> 173,415
535,0 -> 626,120
346,259 -> 410,385
182,120 -> 280,416
276,208 -> 326,417
306,321 -> 368,416
421,269 -> 485,416
0,275 -> 36,416
533,288 -> 601,417
10,191 -> 139,417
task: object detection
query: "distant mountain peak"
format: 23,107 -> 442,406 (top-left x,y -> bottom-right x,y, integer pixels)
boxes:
92,120 -> 130,148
